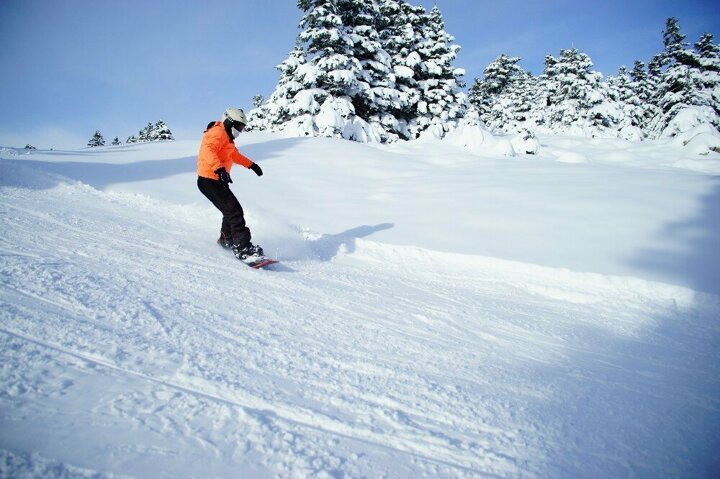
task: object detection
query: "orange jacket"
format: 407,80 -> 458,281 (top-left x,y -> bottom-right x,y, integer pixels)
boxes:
197,121 -> 253,180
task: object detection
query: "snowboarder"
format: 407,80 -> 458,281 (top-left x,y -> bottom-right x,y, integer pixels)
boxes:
197,107 -> 264,261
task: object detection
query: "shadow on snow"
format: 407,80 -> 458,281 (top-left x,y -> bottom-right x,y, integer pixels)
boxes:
311,223 -> 395,262
628,177 -> 720,296
0,138 -> 306,191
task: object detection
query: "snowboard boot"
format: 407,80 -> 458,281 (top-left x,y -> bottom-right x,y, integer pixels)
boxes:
233,243 -> 265,261
217,231 -> 233,249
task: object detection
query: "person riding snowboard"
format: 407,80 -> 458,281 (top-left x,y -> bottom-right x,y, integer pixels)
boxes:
197,107 -> 264,260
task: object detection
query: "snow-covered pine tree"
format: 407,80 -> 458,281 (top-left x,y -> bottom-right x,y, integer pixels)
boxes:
126,135 -> 138,144
339,0 -> 405,141
606,65 -> 645,139
251,0 -> 389,141
285,0 -> 389,141
249,0 -> 467,141
534,54 -> 558,127
252,0 -> 465,142
408,5 -> 466,138
145,122 -> 159,141
485,70 -> 538,133
88,130 -> 105,147
111,137 -> 121,145
650,18 -> 720,136
623,60 -> 659,135
646,53 -> 664,94
137,123 -> 149,142
154,120 -> 174,141
694,33 -> 720,120
607,65 -> 630,104
536,48 -> 611,136
606,67 -> 627,124
695,33 -> 720,68
660,17 -> 687,66
375,0 -> 427,139
469,54 -> 525,126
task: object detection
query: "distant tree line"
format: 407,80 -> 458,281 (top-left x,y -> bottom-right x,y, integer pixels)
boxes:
467,17 -> 719,140
87,120 -> 174,148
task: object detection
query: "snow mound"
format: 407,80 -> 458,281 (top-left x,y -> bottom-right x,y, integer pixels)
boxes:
554,150 -> 588,163
683,133 -> 720,156
0,147 -> 21,159
444,123 -> 517,156
670,122 -> 720,156
617,125 -> 645,141
509,130 -> 540,154
661,105 -> 719,139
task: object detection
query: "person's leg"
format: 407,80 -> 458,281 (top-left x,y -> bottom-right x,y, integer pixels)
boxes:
197,177 -> 251,248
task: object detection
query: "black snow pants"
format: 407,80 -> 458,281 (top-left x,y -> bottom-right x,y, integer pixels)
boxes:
197,176 -> 251,248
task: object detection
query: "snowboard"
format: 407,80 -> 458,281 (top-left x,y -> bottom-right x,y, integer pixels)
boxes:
243,257 -> 279,269
218,242 -> 278,269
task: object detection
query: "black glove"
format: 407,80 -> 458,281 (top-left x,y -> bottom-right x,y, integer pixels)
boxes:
250,163 -> 263,177
214,167 -> 232,185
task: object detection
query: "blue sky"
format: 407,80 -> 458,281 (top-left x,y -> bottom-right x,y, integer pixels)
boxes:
0,0 -> 718,148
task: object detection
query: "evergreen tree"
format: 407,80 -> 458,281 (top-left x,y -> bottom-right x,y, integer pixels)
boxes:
626,60 -> 658,132
338,0 -> 399,133
650,18 -> 720,136
137,123 -> 150,142
486,70 -> 538,133
253,0 -> 465,142
408,6 -> 466,138
295,0 -> 389,141
607,65 -> 631,104
537,54 -> 559,110
630,61 -> 650,104
126,135 -> 138,144
154,120 -> 174,141
695,33 -> 720,65
111,137 -> 121,145
146,122 -> 159,141
253,0 -> 386,141
695,33 -> 720,118
536,48 -> 610,134
376,0 -> 427,137
469,54 -> 525,126
606,66 -> 644,139
87,130 -> 105,147
660,17 -> 687,65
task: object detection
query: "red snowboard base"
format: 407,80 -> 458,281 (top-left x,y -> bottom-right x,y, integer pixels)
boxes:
244,257 -> 279,269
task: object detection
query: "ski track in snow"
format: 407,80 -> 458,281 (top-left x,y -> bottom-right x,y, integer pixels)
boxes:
1,156 -> 720,477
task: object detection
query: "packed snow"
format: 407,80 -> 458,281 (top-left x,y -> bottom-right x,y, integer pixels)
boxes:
1,132 -> 719,477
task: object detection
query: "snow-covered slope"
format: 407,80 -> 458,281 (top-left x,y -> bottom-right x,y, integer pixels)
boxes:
1,135 -> 719,477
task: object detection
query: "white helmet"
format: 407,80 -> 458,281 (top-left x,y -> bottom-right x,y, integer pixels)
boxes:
223,107 -> 247,126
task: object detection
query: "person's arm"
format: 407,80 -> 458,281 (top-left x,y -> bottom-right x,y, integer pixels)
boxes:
224,143 -> 253,168
225,144 -> 262,175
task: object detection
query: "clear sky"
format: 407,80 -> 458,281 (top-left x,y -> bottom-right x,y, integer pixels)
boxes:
0,0 -> 718,149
